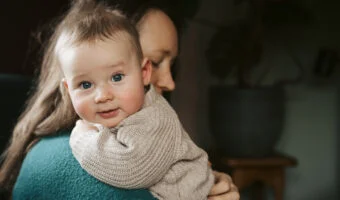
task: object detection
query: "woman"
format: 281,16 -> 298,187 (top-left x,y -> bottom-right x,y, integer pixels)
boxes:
134,6 -> 239,199
0,1 -> 239,199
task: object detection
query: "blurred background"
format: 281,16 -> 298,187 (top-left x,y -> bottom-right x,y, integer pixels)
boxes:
1,0 -> 339,199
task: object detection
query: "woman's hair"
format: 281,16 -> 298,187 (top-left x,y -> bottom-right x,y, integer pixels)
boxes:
0,0 -> 142,191
107,0 -> 184,37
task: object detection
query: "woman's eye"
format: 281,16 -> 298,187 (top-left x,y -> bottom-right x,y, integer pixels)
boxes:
80,81 -> 92,89
151,61 -> 160,68
112,74 -> 124,82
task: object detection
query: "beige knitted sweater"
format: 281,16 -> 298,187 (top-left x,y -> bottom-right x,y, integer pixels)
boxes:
70,86 -> 214,200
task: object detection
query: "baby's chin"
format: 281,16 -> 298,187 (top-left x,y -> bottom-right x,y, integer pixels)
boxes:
99,121 -> 121,128
97,117 -> 126,128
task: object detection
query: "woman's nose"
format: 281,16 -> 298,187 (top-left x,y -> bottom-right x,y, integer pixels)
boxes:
95,85 -> 113,103
157,72 -> 176,93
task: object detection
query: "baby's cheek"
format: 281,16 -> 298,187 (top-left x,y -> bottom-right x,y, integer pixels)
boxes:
122,92 -> 144,114
73,99 -> 91,120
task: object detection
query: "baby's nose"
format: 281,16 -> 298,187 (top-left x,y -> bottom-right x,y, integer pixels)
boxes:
95,85 -> 113,103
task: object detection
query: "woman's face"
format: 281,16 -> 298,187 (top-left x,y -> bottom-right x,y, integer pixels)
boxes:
138,10 -> 178,94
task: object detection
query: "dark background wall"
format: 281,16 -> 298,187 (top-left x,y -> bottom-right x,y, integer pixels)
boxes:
0,0 -> 199,75
0,1 -> 69,75
170,0 -> 340,199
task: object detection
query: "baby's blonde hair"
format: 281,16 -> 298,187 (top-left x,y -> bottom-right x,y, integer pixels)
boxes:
0,0 -> 142,191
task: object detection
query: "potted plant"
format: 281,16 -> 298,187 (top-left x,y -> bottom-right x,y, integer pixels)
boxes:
205,0 -> 311,157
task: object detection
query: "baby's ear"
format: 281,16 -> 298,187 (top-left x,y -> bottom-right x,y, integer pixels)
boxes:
61,78 -> 69,90
141,58 -> 152,85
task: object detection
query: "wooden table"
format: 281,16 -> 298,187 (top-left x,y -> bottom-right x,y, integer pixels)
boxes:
212,152 -> 297,200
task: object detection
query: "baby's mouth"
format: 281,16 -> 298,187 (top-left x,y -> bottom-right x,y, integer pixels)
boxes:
98,108 -> 119,119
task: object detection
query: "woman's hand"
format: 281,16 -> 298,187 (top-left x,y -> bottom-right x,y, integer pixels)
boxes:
208,171 -> 240,200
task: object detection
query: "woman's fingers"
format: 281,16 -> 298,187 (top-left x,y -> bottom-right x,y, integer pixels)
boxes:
209,171 -> 232,195
208,171 -> 240,200
208,189 -> 240,200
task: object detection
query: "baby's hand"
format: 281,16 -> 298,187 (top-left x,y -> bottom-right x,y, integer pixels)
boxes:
74,120 -> 98,133
70,120 -> 99,153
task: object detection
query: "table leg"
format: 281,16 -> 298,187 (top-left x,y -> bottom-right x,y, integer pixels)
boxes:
271,169 -> 284,200
253,182 -> 264,200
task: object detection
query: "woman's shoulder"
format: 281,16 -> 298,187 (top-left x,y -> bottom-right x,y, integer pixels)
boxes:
13,131 -> 156,200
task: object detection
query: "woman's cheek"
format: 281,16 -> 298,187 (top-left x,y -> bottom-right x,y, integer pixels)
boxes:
150,68 -> 161,93
150,66 -> 175,94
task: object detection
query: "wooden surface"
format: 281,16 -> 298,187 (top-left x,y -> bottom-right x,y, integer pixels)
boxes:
221,152 -> 297,167
212,152 -> 298,200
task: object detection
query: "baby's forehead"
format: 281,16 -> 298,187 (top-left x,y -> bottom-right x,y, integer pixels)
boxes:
57,31 -> 141,59
58,32 -> 142,75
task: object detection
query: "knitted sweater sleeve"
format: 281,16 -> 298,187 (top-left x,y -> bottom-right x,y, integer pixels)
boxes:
69,98 -> 178,189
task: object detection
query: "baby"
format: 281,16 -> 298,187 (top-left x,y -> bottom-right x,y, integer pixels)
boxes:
57,1 -> 214,200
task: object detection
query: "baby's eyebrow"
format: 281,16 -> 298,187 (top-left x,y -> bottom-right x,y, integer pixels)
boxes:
70,73 -> 86,81
70,75 -> 88,86
69,61 -> 126,82
106,61 -> 125,69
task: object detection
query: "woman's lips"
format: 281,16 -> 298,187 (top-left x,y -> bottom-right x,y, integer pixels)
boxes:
98,109 -> 119,119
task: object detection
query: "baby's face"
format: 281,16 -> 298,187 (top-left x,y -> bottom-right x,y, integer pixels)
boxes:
59,35 -> 147,128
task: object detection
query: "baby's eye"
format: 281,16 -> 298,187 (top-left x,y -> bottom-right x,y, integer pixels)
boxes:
112,73 -> 124,82
80,81 -> 92,89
